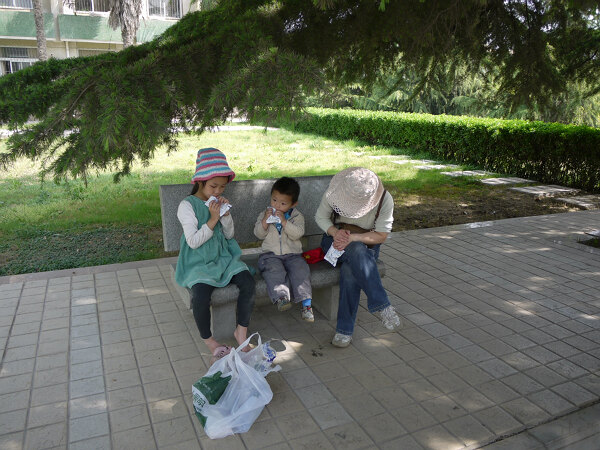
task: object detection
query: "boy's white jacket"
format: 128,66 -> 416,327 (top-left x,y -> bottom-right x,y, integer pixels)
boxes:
253,208 -> 305,255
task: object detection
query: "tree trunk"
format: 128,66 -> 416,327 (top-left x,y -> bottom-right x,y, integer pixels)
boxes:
121,24 -> 136,47
32,0 -> 47,61
109,0 -> 142,48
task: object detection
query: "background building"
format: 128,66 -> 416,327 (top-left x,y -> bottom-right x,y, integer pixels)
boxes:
1,0 -> 195,75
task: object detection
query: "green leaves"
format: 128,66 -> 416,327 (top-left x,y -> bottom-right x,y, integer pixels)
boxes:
293,108 -> 600,191
0,0 -> 598,182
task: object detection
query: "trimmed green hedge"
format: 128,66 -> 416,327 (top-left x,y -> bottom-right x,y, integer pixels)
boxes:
291,108 -> 600,191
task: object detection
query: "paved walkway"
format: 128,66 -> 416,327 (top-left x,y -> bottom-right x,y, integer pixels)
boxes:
1,210 -> 599,449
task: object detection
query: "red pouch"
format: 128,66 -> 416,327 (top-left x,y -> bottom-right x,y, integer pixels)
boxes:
302,248 -> 325,264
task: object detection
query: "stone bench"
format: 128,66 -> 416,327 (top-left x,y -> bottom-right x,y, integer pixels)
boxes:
159,175 -> 385,340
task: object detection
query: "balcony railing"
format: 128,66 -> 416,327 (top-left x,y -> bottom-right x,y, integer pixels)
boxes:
0,0 -> 33,9
74,0 -> 110,13
0,47 -> 37,76
148,0 -> 181,19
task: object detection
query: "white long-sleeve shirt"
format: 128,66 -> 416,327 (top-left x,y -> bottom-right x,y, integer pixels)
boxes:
177,199 -> 234,249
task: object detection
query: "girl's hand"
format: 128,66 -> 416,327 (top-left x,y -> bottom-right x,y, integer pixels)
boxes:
207,200 -> 221,225
333,229 -> 351,250
218,197 -> 231,216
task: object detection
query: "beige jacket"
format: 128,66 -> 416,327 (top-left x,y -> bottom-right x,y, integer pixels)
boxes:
253,208 -> 305,255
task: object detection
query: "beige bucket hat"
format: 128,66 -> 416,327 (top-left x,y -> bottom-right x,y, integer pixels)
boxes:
325,167 -> 384,218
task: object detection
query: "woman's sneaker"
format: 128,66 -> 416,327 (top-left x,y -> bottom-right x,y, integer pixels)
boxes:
276,297 -> 292,312
379,305 -> 402,330
301,306 -> 314,322
331,333 -> 352,348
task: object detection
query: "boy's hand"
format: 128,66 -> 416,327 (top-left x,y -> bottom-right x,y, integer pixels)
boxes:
263,207 -> 273,221
261,207 -> 272,230
274,210 -> 287,226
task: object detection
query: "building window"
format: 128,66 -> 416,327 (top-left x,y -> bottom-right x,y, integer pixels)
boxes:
148,0 -> 181,19
0,0 -> 33,8
74,0 -> 110,13
0,47 -> 37,76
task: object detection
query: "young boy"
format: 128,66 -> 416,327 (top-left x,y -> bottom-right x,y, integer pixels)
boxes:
253,177 -> 314,322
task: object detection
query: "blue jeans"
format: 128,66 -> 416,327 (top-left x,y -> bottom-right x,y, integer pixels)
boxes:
321,234 -> 390,336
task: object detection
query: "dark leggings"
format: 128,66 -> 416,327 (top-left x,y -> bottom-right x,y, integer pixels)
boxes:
191,270 -> 256,340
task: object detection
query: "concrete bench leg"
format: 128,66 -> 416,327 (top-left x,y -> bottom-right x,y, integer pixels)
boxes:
211,303 -> 237,342
312,285 -> 339,321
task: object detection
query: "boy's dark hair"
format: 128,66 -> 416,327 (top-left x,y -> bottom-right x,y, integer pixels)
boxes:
272,177 -> 300,203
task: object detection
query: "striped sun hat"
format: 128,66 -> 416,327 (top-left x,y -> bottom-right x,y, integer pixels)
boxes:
191,148 -> 236,183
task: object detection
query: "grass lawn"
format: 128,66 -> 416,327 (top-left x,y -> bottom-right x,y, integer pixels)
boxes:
0,126 -> 515,276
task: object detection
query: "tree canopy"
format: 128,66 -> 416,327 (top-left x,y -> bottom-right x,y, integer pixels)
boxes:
0,0 -> 598,182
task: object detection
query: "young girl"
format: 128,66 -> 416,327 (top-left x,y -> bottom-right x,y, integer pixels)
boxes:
175,148 -> 256,360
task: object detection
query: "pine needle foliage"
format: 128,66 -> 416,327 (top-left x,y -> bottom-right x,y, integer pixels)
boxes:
0,0 -> 598,182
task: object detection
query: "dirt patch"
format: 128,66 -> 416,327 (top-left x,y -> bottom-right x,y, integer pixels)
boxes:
392,189 -> 581,231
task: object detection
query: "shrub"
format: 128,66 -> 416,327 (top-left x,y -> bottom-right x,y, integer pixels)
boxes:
290,108 -> 600,191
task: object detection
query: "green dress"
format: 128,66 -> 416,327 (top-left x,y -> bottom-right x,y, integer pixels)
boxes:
175,195 -> 248,289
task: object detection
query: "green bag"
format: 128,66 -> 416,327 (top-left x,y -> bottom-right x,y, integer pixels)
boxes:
192,371 -> 231,426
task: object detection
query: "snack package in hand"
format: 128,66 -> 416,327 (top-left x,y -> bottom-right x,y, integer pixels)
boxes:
325,246 -> 345,267
205,196 -> 232,217
265,207 -> 281,224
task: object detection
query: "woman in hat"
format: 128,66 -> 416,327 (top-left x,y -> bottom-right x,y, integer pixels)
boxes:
175,148 -> 256,360
315,167 -> 401,347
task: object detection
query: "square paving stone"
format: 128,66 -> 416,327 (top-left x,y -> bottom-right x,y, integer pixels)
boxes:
502,397 -> 549,425
148,396 -> 188,423
238,418 -> 285,449
27,401 -> 67,428
476,406 -> 523,435
70,394 -> 107,419
360,412 -> 406,443
0,409 -> 27,434
109,404 -> 150,433
112,425 -> 156,450
24,422 -> 67,449
323,422 -> 375,449
412,424 -> 465,450
527,389 -> 575,416
275,410 -> 320,440
443,414 -> 494,447
308,401 -> 353,430
551,382 -> 596,406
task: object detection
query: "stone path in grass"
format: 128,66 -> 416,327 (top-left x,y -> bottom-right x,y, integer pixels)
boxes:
555,195 -> 600,211
509,185 -> 580,198
365,153 -> 598,211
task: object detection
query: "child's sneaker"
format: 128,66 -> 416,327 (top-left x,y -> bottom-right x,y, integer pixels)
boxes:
276,297 -> 292,312
331,333 -> 352,348
301,306 -> 314,322
379,305 -> 402,330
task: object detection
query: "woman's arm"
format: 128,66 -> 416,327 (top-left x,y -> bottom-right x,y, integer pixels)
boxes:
349,231 -> 389,246
315,195 -> 339,237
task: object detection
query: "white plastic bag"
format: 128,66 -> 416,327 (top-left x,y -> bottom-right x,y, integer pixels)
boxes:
192,333 -> 280,439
